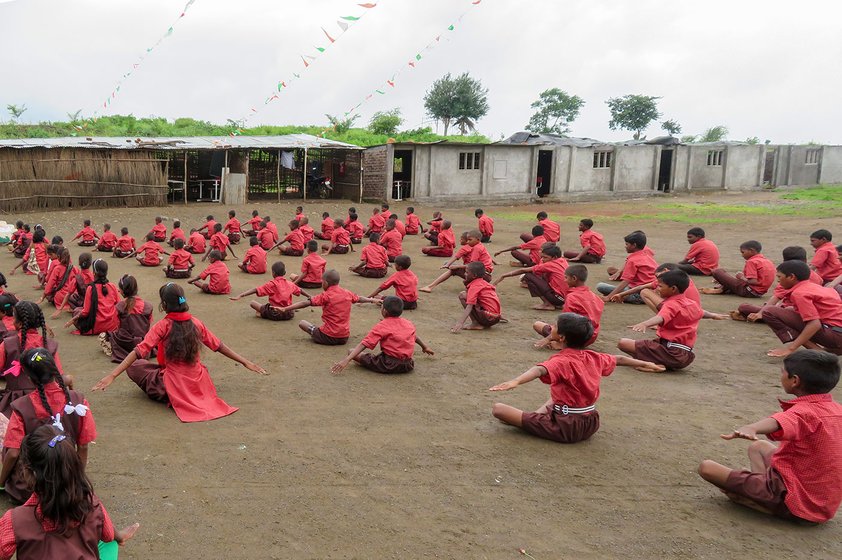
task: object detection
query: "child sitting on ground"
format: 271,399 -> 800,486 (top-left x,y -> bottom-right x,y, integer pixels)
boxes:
349,233 -> 388,279
164,238 -> 195,279
495,243 -> 568,310
298,216 -> 315,242
346,213 -> 364,244
315,212 -> 334,240
197,215 -> 217,240
186,228 -> 206,254
188,250 -> 231,295
678,227 -> 720,276
619,269 -> 703,370
420,231 -> 493,292
149,216 -> 167,242
135,233 -> 168,266
223,210 -> 241,244
698,349 -> 842,523
331,296 -> 434,375
532,264 -> 604,349
99,275 -> 153,363
244,209 -> 262,237
421,221 -> 455,258
810,229 -> 842,284
96,223 -> 117,252
703,240 -> 776,297
71,219 -> 99,247
321,219 -> 352,254
405,207 -> 422,235
112,227 -> 135,258
378,220 -> 403,262
256,221 -> 274,251
596,231 -> 657,304
230,261 -> 310,321
204,223 -> 237,261
291,240 -> 326,288
238,236 -> 267,275
495,225 -> 546,267
423,211 -> 443,245
564,219 -> 605,263
368,255 -> 418,310
271,220 -> 306,256
489,313 -> 663,443
452,261 -> 502,333
168,220 -> 186,247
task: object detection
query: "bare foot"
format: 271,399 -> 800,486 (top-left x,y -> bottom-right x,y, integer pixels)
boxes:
729,310 -> 747,322
463,324 -> 486,330
532,304 -> 557,311
509,260 -> 524,268
700,287 -> 724,294
419,286 -> 433,293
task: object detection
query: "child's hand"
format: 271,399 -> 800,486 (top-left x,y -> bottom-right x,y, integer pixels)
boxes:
489,380 -> 518,391
608,294 -> 624,303
709,313 -> 730,320
492,276 -> 503,286
721,426 -> 758,441
635,362 -> 665,373
533,338 -> 550,349
735,272 -> 746,281
450,323 -> 463,334
45,325 -> 55,338
63,319 -> 74,329
8,270 -> 14,276
767,346 -> 794,358
229,296 -> 241,301
92,375 -> 116,391
330,360 -> 350,375
50,310 -> 62,320
422,346 -> 434,356
629,322 -> 647,333
116,522 -> 141,545
244,360 -> 267,375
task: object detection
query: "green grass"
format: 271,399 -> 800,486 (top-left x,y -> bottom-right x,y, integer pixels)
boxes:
779,184 -> 842,202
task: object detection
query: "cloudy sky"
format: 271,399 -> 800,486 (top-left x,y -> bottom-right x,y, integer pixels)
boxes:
1,0 -> 840,143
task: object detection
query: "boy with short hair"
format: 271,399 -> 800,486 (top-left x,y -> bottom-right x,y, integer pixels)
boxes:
424,211 -> 443,245
378,219 -> 403,262
389,213 -> 406,238
490,313 -> 663,443
244,209 -> 262,236
314,212 -> 334,240
763,260 -> 842,356
271,220 -> 306,256
365,208 -> 386,238
204,223 -> 237,261
168,220 -> 186,247
72,219 -> 99,247
678,227 -> 720,276
620,262 -> 729,320
230,261 -> 310,321
320,219 -> 352,254
291,240 -> 327,288
256,221 -> 275,251
564,219 -> 606,263
346,213 -> 364,244
113,227 -> 136,258
149,216 -> 167,242
809,229 -> 842,283
618,269 -> 703,370
331,296 -> 434,375
704,240 -> 775,297
164,238 -> 194,278
521,211 -> 560,244
275,269 -> 380,345
188,250 -> 231,294
239,237 -> 267,275
294,206 -> 305,224
496,225 -> 547,267
495,243 -> 568,310
135,233 -> 167,266
223,210 -> 241,244
298,216 -> 315,242
596,231 -> 657,304
97,223 -> 117,252
263,216 -> 279,241
186,228 -> 206,254
405,207 -> 422,235
698,350 -> 842,523
420,231 -> 492,293
533,264 -> 604,349
475,208 -> 494,243
453,261 -> 502,332
368,255 -> 418,310
197,215 -> 217,240
349,233 -> 388,278
421,220 -> 456,258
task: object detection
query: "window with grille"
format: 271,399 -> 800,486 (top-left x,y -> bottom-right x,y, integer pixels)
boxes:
706,150 -> 723,166
459,152 -> 481,170
805,149 -> 820,165
593,151 -> 612,169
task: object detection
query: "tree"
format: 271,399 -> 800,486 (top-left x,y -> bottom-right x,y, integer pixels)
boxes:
368,108 -> 402,136
325,113 -> 358,134
698,125 -> 728,143
605,95 -> 661,140
66,109 -> 83,123
423,72 -> 489,136
661,119 -> 681,137
680,135 -> 698,144
525,88 -> 584,135
6,104 -> 27,122
744,136 -> 760,145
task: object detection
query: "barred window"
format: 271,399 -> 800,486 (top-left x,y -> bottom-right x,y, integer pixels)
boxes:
593,151 -> 612,169
706,150 -> 723,166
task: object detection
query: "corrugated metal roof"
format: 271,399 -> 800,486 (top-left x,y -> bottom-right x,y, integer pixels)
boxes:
0,134 -> 364,151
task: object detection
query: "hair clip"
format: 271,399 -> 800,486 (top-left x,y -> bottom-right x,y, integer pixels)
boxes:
48,434 -> 66,448
178,296 -> 186,304
30,352 -> 44,363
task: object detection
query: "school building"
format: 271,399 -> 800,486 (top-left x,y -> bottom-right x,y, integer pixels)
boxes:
361,133 -> 842,204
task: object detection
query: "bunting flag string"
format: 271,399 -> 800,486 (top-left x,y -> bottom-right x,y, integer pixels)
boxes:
316,0 -> 483,138
227,1 -> 380,136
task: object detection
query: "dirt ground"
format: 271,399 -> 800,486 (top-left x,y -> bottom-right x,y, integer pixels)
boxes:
1,190 -> 841,559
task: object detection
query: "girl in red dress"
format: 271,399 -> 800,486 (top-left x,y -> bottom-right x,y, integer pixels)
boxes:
39,247 -> 76,309
100,275 -> 153,363
93,283 -> 266,422
66,259 -> 119,336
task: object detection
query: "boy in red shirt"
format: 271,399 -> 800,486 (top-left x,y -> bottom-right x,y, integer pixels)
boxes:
368,255 -> 418,310
149,216 -> 167,242
276,269 -> 379,345
495,243 -> 568,310
331,296 -> 434,375
475,208 -> 494,243
596,231 -> 657,304
763,260 -> 842,356
678,227 -> 720,276
704,240 -> 776,297
619,269 -> 704,370
421,221 -> 455,258
256,221 -> 274,251
97,223 -> 117,252
388,213 -> 406,238
113,227 -> 136,258
135,233 -> 167,266
168,220 -> 186,247
490,313 -> 663,443
320,219 -> 353,254
453,261 -> 502,332
809,229 -> 842,283
298,216 -> 315,242
522,211 -> 560,244
346,213 -> 364,244
204,223 -> 237,261
564,219 -> 605,263
188,250 -> 230,295
263,216 -> 279,242
244,210 -> 262,237
364,208 -> 385,238
164,238 -> 194,278
230,261 -> 311,321
271,220 -> 306,256
314,212 -> 335,240
239,236 -> 268,274
186,228 -> 206,254
405,207 -> 422,235
197,215 -> 217,240
423,211 -> 443,245
699,350 -> 842,523
223,210 -> 242,244
291,240 -> 326,288
349,233 -> 388,278
533,264 -> 604,348
378,219 -> 403,262
71,219 -> 99,247
496,225 -> 547,267
294,206 -> 305,224
420,231 -> 492,293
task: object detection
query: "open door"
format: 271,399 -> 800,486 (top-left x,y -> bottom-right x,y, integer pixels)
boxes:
763,148 -> 776,185
536,150 -> 552,196
658,148 -> 674,192
392,150 -> 413,199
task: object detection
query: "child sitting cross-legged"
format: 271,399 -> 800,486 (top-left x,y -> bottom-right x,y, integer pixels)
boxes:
230,261 -> 311,321
698,350 -> 842,523
489,313 -> 663,443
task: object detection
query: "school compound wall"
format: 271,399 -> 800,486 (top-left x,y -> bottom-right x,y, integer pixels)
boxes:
672,144 -> 765,191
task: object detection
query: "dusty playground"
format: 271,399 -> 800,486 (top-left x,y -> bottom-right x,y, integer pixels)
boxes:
1,188 -> 841,559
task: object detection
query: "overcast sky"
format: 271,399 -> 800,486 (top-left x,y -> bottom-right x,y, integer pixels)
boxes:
1,0 -> 840,144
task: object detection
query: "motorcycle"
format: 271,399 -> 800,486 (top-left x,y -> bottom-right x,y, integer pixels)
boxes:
306,164 -> 333,199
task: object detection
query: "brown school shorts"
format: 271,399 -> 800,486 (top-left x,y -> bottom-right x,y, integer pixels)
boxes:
402,299 -> 418,310
722,467 -> 798,520
356,267 -> 388,278
357,352 -> 415,374
521,408 -> 600,443
329,245 -> 350,254
311,327 -> 348,346
164,268 -> 191,279
633,339 -> 694,370
297,281 -> 323,289
260,303 -> 295,321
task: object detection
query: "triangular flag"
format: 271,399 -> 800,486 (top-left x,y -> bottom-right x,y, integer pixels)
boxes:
301,56 -> 310,68
340,15 -> 360,21
408,61 -> 415,68
322,27 -> 336,43
304,54 -> 317,61
448,24 -> 454,30
435,35 -> 440,42
358,3 -> 377,7
387,80 -> 395,87
165,27 -> 174,36
415,54 -> 422,61
315,46 -> 326,53
336,20 -> 349,31
472,0 -> 482,4
293,73 -> 301,78
375,90 -> 385,94
365,94 -> 373,100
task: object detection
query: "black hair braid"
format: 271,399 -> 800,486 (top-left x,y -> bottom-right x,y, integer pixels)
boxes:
38,310 -> 48,342
16,304 -> 30,351
34,377 -> 54,418
54,371 -> 73,407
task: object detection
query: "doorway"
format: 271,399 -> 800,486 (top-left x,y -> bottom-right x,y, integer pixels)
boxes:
393,150 -> 413,199
536,150 -> 552,196
658,148 -> 674,192
763,148 -> 776,185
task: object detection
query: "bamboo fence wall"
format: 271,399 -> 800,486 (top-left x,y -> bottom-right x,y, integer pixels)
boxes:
0,148 -> 168,213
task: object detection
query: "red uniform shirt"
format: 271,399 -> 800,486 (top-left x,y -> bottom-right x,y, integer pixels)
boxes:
320,218 -> 335,238
299,224 -> 315,241
405,213 -> 421,234
202,219 -> 218,234
774,270 -> 825,303
656,294 -> 703,347
168,248 -> 194,270
368,213 -> 385,233
393,219 -> 406,238
428,218 -> 443,233
379,269 -> 418,302
151,222 -> 167,240
256,276 -> 301,308
361,316 -> 417,360
538,218 -> 561,243
563,285 -> 604,340
684,238 -> 720,275
768,393 -> 842,522
224,218 -> 241,234
538,348 -> 616,407
3,382 -> 97,448
43,264 -> 75,306
81,283 -> 120,334
188,232 -> 206,253
209,231 -> 230,253
242,246 -> 267,274
579,229 -> 606,257
455,244 -> 472,265
300,252 -> 326,283
265,221 -> 279,241
247,216 -> 262,231
812,242 -> 842,283
437,228 -> 456,250
347,220 -> 364,240
379,229 -> 403,257
361,244 -> 388,270
785,280 -> 842,327
331,227 -> 351,246
531,257 -> 570,297
295,212 -> 306,224
519,235 -> 548,265
283,229 -> 306,251
470,243 -> 494,272
465,278 -> 501,315
257,228 -> 274,251
199,261 -> 231,294
115,235 -> 135,253
478,215 -> 494,237
169,227 -> 186,243
137,240 -> 162,265
743,253 -> 776,295
75,226 -> 98,242
98,231 -> 117,249
309,285 -> 360,338
621,250 -> 657,287
649,278 -> 702,306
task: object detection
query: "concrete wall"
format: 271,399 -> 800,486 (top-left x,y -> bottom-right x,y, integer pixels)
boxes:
613,145 -> 659,192
819,146 -> 842,184
483,145 -> 534,197
674,145 -> 725,190
723,145 -> 764,189
785,145 -> 821,186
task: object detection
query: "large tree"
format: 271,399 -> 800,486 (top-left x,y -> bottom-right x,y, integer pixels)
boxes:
368,108 -> 402,136
698,125 -> 728,142
661,119 -> 681,136
525,88 -> 584,135
423,72 -> 489,136
605,95 -> 661,140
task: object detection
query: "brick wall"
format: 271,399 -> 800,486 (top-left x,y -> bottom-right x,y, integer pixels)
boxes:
362,146 -> 388,201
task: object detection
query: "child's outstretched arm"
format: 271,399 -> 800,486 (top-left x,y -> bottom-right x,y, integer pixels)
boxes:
615,355 -> 666,372
628,315 -> 664,333
608,283 -> 647,302
415,335 -> 434,355
229,287 -> 258,301
367,286 -> 384,299
451,305 -> 473,333
493,267 -> 535,286
274,299 -> 312,314
721,417 -> 781,441
768,319 -> 821,357
227,245 -> 238,259
602,280 -> 630,301
93,350 -> 140,391
488,365 -> 547,391
493,245 -> 519,257
331,342 -> 366,374
356,296 -> 383,305
216,343 -> 266,374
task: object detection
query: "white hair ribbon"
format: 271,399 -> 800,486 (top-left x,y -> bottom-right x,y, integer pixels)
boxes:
51,413 -> 64,432
63,403 -> 88,417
